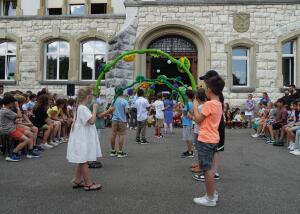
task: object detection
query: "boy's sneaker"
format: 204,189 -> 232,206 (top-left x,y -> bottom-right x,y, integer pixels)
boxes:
181,151 -> 194,158
49,141 -> 59,147
5,153 -> 21,162
193,195 -> 217,207
251,133 -> 259,138
110,150 -> 117,157
26,150 -> 41,159
41,143 -> 54,149
273,141 -> 284,147
193,173 -> 220,182
34,145 -> 45,152
290,149 -> 300,156
141,141 -> 150,145
136,139 -> 141,144
265,139 -> 274,145
117,151 -> 128,158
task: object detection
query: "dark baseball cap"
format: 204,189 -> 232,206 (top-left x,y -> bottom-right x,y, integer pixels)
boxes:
199,70 -> 219,80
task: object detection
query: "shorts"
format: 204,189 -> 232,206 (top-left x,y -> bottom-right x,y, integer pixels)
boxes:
156,119 -> 164,128
197,141 -> 218,172
9,128 -> 26,140
217,118 -> 225,152
266,119 -> 275,126
182,125 -> 193,141
112,121 -> 127,136
272,123 -> 282,130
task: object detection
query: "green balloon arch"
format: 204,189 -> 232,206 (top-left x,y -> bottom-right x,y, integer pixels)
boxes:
93,49 -> 197,97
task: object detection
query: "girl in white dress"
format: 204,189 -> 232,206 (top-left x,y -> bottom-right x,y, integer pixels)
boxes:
67,87 -> 113,191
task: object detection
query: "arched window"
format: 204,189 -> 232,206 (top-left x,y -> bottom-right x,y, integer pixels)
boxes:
45,40 -> 69,80
282,40 -> 296,86
0,41 -> 16,80
232,47 -> 249,86
80,40 -> 107,81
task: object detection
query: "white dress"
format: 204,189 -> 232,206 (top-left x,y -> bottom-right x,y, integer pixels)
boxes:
67,105 -> 102,164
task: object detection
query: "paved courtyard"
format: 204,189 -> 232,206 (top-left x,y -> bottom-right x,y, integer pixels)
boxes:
1,128 -> 300,214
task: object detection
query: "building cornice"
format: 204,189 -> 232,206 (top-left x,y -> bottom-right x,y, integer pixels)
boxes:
125,0 -> 300,7
0,14 -> 126,21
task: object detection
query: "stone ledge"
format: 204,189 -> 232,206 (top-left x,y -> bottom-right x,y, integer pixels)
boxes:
125,0 -> 300,6
0,80 -> 16,85
230,86 -> 256,93
39,80 -> 106,86
0,14 -> 126,21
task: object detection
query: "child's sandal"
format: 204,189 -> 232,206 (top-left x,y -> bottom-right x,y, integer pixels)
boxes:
84,183 -> 102,191
72,180 -> 85,189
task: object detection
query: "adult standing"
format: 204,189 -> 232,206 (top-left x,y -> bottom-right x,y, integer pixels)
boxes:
128,90 -> 138,130
245,94 -> 256,128
163,94 -> 174,134
135,89 -> 150,144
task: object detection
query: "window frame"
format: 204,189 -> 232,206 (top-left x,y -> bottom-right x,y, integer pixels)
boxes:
80,40 -> 107,81
0,41 -> 16,81
44,40 -> 69,81
282,40 -> 296,86
232,48 -> 250,87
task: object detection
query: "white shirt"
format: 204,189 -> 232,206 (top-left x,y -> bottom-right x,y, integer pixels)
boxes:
194,104 -> 203,134
153,100 -> 164,119
135,96 -> 150,121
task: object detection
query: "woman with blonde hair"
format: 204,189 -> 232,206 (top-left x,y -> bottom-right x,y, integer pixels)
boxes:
67,87 -> 113,191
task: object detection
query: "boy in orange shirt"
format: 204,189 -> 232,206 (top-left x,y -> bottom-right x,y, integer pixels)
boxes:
192,75 -> 225,207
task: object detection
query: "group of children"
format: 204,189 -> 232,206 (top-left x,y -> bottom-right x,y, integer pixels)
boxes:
0,88 -> 75,162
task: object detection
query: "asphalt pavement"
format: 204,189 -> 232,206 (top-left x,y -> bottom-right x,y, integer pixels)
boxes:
0,128 -> 300,214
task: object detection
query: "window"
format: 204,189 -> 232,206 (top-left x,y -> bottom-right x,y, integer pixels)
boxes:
48,8 -> 62,15
282,41 -> 296,86
69,4 -> 84,15
81,40 -> 107,81
45,41 -> 69,80
3,0 -> 17,16
0,41 -> 16,80
91,3 -> 107,14
232,47 -> 249,86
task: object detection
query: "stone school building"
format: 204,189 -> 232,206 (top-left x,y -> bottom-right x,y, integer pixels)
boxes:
0,0 -> 300,105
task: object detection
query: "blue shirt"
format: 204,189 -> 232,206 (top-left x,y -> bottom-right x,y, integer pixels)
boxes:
112,97 -> 129,122
182,101 -> 193,126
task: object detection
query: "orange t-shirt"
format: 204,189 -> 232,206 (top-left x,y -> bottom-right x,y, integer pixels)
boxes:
198,100 -> 222,144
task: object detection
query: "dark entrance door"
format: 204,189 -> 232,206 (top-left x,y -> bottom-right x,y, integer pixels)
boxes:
146,35 -> 198,92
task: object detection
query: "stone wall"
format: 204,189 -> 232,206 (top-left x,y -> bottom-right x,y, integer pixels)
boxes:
136,4 -> 300,106
0,16 -> 125,95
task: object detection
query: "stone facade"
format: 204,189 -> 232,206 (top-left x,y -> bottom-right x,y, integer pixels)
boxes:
1,1 -> 300,106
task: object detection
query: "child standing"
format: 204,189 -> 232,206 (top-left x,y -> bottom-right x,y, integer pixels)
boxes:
193,75 -> 225,207
181,90 -> 194,158
153,93 -> 164,138
67,88 -> 113,191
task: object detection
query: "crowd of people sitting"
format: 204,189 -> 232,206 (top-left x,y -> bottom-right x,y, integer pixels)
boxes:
0,87 -> 76,161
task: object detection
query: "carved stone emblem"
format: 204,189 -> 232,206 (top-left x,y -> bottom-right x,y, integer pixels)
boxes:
233,12 -> 250,33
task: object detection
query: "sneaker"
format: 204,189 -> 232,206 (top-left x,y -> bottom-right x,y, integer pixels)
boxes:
251,133 -> 259,138
273,141 -> 284,146
136,139 -> 141,144
193,173 -> 220,182
289,143 -> 295,151
41,143 -> 54,149
117,151 -> 128,158
49,141 -> 59,147
26,150 -> 41,159
181,151 -> 194,158
140,141 -> 150,145
290,149 -> 300,156
5,153 -> 21,162
110,150 -> 117,157
265,139 -> 275,145
35,146 -> 45,152
193,195 -> 217,207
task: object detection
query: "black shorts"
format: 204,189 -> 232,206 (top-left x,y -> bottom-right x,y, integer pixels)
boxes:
217,117 -> 225,152
272,123 -> 282,130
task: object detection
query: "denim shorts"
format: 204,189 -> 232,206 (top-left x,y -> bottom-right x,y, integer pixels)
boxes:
182,125 -> 193,141
197,141 -> 218,172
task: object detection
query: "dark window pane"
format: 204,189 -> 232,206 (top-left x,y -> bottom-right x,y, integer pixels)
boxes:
91,3 -> 107,14
59,56 -> 69,80
95,55 -> 105,80
70,4 -> 84,15
46,56 -> 57,80
282,41 -> 294,55
81,55 -> 93,80
232,48 -> 248,57
282,57 -> 294,86
232,60 -> 247,86
0,56 -> 5,79
7,56 -> 16,80
47,42 -> 58,53
48,8 -> 62,15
